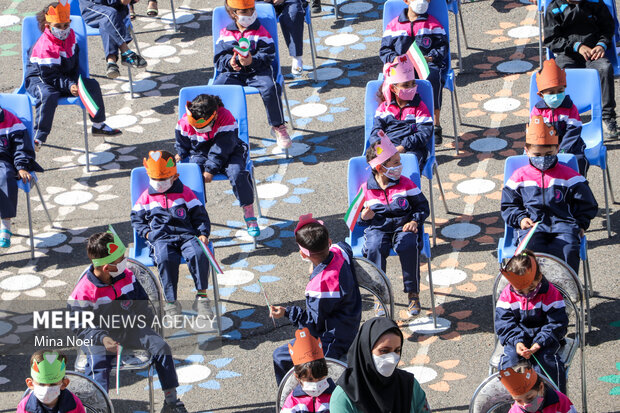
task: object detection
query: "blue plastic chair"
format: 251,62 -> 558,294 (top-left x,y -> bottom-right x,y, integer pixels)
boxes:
363,79 -> 448,246
382,0 -> 463,154
0,93 -> 54,259
209,4 -> 294,127
446,0 -> 468,72
529,69 -> 614,237
15,16 -> 93,172
346,153 -> 438,327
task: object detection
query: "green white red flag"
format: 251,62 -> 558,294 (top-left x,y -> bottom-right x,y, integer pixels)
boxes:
407,42 -> 430,80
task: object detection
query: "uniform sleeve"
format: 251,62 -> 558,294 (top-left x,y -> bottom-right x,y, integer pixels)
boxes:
67,296 -> 108,345
203,128 -> 239,175
380,16 -> 412,64
402,101 -> 433,152
426,32 -> 448,68
174,124 -> 192,161
533,288 -> 568,348
11,121 -> 43,173
213,32 -> 234,73
249,31 -> 276,72
130,192 -> 151,240
558,106 -> 585,156
408,185 -> 429,224
30,42 -> 79,94
495,289 -> 525,348
187,191 -> 211,237
543,6 -> 573,54
567,178 -> 598,230
286,295 -> 339,338
501,179 -> 529,230
370,111 -> 388,141
412,379 -> 432,413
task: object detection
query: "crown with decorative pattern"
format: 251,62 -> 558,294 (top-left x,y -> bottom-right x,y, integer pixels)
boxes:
228,0 -> 255,9
31,352 -> 66,384
288,328 -> 324,366
368,130 -> 398,169
45,0 -> 71,24
526,115 -> 558,146
499,365 -> 538,397
186,101 -> 216,130
536,59 -> 566,93
91,225 -> 126,267
143,150 -> 177,179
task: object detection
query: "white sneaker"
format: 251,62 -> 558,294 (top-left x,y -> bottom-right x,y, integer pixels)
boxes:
271,124 -> 292,149
291,57 -> 303,76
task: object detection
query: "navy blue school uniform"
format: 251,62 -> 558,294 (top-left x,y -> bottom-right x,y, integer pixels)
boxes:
78,0 -> 133,58
260,0 -> 307,58
17,389 -> 85,413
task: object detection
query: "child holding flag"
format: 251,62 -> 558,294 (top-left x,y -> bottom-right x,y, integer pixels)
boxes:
25,2 -> 120,151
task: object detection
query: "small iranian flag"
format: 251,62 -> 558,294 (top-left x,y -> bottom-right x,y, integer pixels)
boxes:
77,75 -> 99,118
515,221 -> 540,255
196,236 -> 224,274
344,187 -> 365,232
407,42 -> 430,80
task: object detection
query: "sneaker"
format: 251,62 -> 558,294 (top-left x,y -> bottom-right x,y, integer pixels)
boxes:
374,301 -> 386,317
164,301 -> 181,317
92,124 -> 122,136
408,293 -> 421,316
121,50 -> 148,69
271,124 -> 292,149
160,400 -> 188,413
244,217 -> 260,238
311,0 -> 321,13
34,139 -> 42,152
434,125 -> 443,146
0,229 -> 11,248
291,57 -> 303,76
106,62 -> 120,79
603,118 -> 618,139
193,295 -> 215,319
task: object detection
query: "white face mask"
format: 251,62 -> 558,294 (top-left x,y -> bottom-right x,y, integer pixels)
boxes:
302,378 -> 329,397
149,178 -> 173,193
409,0 -> 429,14
372,352 -> 400,377
109,257 -> 127,278
382,164 -> 403,181
50,26 -> 71,41
33,384 -> 61,405
236,11 -> 257,28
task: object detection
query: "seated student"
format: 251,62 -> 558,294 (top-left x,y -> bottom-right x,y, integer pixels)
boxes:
496,250 -> 569,393
360,132 -> 430,316
281,328 -> 336,413
371,55 -> 434,172
17,350 -> 85,413
130,151 -> 213,318
501,116 -> 598,274
0,105 -> 43,248
175,94 -> 260,238
67,228 -> 188,412
544,0 -> 617,138
26,2 -> 121,151
270,214 -> 362,385
78,0 -> 147,78
530,59 -> 587,175
380,0 -> 448,144
499,362 -> 577,413
213,0 -> 292,149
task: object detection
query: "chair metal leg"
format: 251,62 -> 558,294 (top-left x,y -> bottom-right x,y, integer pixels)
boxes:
582,259 -> 592,333
333,0 -> 340,19
127,67 -> 135,99
148,364 -> 154,413
606,162 -> 616,203
307,19 -> 318,83
427,258 -> 438,329
129,25 -> 142,56
82,110 -> 90,172
427,177 -> 437,247
538,11 -> 544,68
433,162 -> 449,213
452,83 -> 463,124
211,263 -> 223,336
169,0 -> 178,31
454,14 -> 463,73
458,3 -> 469,49
602,167 -> 611,238
450,90 -> 459,155
26,189 -> 34,260
281,82 -> 294,129
252,167 -> 262,218
33,180 -> 53,226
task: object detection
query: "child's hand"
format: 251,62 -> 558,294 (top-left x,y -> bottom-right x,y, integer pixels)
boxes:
396,145 -> 405,153
70,84 -> 79,96
403,221 -> 418,233
198,235 -> 209,245
17,169 -> 32,184
361,207 -> 375,220
516,342 -> 531,358
203,171 -> 214,183
102,336 -> 119,353
270,305 -> 286,319
529,343 -> 541,354
578,44 -> 593,61
590,45 -> 605,60
424,56 -> 433,62
230,56 -> 242,71
238,54 -> 252,67
174,154 -> 181,163
579,228 -> 585,238
520,217 -> 534,230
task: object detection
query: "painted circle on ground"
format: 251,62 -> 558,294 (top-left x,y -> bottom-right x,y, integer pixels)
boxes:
142,45 -> 177,59
470,137 -> 508,152
314,67 -> 344,81
408,316 -> 451,335
483,97 -> 521,113
105,114 -> 138,129
54,191 -> 93,206
234,225 -> 275,242
160,11 -> 195,24
456,178 -> 496,195
324,33 -> 360,47
175,364 -> 211,383
496,60 -> 533,74
218,270 -> 254,286
441,223 -> 481,239
507,25 -> 539,39
291,103 -> 328,118
256,183 -> 289,199
26,232 -> 68,248
0,320 -> 11,336
339,2 -> 374,14
78,151 -> 115,166
401,366 -> 438,384
0,15 -> 20,27
271,142 -> 311,157
428,269 -> 468,286
0,274 -> 41,292
121,79 -> 157,93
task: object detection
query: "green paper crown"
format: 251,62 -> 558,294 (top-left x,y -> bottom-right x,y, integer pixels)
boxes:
31,352 -> 66,384
91,225 -> 127,267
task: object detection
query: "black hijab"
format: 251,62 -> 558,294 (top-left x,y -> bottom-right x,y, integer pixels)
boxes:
337,317 -> 414,413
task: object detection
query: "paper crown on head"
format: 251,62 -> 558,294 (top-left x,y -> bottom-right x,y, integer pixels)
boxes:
536,59 -> 566,93
227,0 -> 255,9
31,352 -> 66,384
295,214 -> 325,256
499,366 -> 538,397
288,328 -> 324,366
526,115 -> 558,146
368,130 -> 398,169
500,253 -> 538,290
186,102 -> 216,130
91,225 -> 127,267
382,55 -> 416,103
45,0 -> 71,24
143,150 -> 177,180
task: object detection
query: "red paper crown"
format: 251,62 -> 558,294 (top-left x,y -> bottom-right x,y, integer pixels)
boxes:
186,102 -> 216,130
536,59 -> 566,93
499,366 -> 538,397
526,115 -> 558,146
143,151 -> 177,180
500,254 -> 538,290
288,328 -> 324,366
46,0 -> 71,24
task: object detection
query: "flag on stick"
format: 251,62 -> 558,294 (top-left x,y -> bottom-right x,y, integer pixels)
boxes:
77,75 -> 99,118
258,280 -> 277,328
196,237 -> 224,274
407,43 -> 430,80
344,187 -> 364,232
115,344 -> 123,395
515,221 -> 540,255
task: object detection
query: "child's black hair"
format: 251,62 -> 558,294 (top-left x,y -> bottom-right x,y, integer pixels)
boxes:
365,139 -> 382,176
87,232 -> 114,263
36,2 -> 60,33
187,94 -> 223,120
294,358 -> 328,381
295,222 -> 329,255
505,249 -> 542,282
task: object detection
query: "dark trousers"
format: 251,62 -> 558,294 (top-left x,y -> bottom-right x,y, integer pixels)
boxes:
273,337 -> 345,385
149,234 -> 210,302
213,70 -> 285,127
274,0 -> 307,58
82,327 -> 179,392
555,53 -> 616,119
0,160 -> 17,219
517,230 -> 580,274
26,77 -> 105,144
425,63 -> 444,110
80,1 -> 132,58
363,229 -> 421,293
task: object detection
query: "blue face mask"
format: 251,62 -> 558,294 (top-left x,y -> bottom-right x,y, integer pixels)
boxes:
530,155 -> 557,171
542,92 -> 565,109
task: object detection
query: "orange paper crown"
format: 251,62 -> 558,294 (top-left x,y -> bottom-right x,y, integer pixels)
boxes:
186,102 -> 216,130
499,366 -> 538,397
536,59 -> 566,93
45,0 -> 71,24
526,115 -> 558,146
143,151 -> 177,180
288,328 -> 324,366
500,254 -> 538,290
227,0 -> 255,9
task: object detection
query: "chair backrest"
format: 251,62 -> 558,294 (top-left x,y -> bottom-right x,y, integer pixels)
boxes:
126,258 -> 164,326
502,154 -> 579,186
352,257 -> 394,319
69,0 -> 82,16
0,93 -> 33,138
275,358 -> 347,411
178,85 -> 249,145
211,4 -> 282,79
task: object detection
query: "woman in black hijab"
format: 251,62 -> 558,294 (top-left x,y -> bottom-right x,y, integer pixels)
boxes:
329,317 -> 431,413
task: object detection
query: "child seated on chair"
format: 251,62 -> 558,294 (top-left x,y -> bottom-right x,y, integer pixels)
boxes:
0,105 -> 43,249
213,0 -> 292,150
270,214 -> 362,385
496,250 -> 570,393
17,350 -> 85,413
530,59 -> 587,175
281,328 -> 336,413
360,132 -> 429,316
130,150 -> 214,319
499,361 -> 577,413
371,55 -> 433,172
67,228 -> 188,412
501,116 -> 598,274
175,94 -> 260,238
380,0 -> 448,144
25,2 -> 121,151
78,0 -> 148,79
